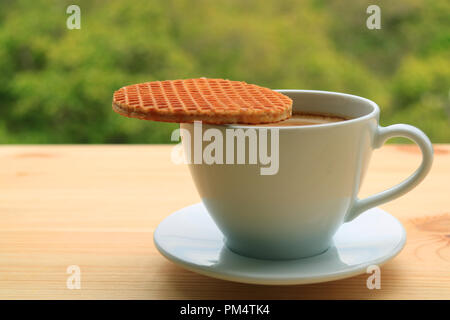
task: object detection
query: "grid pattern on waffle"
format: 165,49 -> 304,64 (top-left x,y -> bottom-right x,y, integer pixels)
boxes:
113,78 -> 292,121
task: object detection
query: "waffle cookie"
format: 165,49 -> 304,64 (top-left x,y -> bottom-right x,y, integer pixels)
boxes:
112,78 -> 292,124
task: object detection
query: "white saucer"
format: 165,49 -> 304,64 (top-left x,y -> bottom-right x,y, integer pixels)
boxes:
154,203 -> 406,285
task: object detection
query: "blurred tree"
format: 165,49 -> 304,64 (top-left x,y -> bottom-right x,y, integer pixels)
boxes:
0,0 -> 448,143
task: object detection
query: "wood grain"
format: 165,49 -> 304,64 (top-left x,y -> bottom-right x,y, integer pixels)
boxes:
0,145 -> 449,299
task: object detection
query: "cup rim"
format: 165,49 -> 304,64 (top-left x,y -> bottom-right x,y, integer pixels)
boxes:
220,89 -> 380,130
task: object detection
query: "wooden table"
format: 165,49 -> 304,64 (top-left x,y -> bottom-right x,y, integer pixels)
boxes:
0,145 -> 449,299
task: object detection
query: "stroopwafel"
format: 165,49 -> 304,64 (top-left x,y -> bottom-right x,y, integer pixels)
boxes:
112,78 -> 292,124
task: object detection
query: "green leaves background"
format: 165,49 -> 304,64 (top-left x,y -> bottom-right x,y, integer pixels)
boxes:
0,0 -> 448,143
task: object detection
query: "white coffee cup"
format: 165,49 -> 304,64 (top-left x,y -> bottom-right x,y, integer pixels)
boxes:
181,90 -> 433,260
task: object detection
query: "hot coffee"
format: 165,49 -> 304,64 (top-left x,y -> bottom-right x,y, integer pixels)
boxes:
258,112 -> 349,127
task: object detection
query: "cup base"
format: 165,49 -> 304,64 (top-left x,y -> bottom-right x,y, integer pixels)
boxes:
224,237 -> 331,260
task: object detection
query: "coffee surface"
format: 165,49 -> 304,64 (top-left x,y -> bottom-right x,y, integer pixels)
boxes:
257,112 -> 349,127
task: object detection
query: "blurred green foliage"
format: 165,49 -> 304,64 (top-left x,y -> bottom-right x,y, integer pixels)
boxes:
0,0 -> 448,143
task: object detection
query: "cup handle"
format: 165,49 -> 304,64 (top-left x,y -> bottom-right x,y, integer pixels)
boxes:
345,124 -> 433,222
